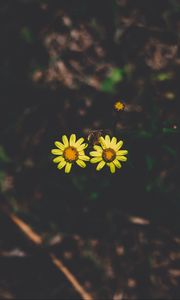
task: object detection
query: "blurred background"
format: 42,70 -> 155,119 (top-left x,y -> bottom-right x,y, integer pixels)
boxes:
0,0 -> 180,299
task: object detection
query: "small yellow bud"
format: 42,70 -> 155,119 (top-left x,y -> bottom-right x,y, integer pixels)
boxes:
114,101 -> 125,111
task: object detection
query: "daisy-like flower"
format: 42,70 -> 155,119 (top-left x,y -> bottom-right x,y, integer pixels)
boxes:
114,101 -> 125,111
90,135 -> 128,173
51,134 -> 89,173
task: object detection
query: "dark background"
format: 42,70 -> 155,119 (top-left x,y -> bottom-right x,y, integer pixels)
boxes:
0,0 -> 180,299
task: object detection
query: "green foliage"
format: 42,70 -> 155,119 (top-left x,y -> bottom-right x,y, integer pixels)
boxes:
152,72 -> 173,81
101,68 -> 124,93
162,127 -> 178,134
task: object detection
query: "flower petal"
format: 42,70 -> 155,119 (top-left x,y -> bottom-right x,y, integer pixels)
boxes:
79,150 -> 85,155
55,141 -> 65,150
116,155 -> 127,162
76,159 -> 86,168
53,156 -> 64,163
96,160 -> 105,171
109,162 -> 116,173
51,149 -> 63,155
79,155 -> 90,161
78,143 -> 88,151
99,137 -> 107,149
114,140 -> 123,151
110,137 -> 117,147
57,160 -> 66,169
62,135 -> 69,147
90,151 -> 102,157
70,134 -> 76,146
117,150 -> 128,156
75,137 -> 84,147
94,145 -> 103,152
90,157 -> 102,163
105,135 -> 110,147
113,159 -> 122,169
65,162 -> 72,173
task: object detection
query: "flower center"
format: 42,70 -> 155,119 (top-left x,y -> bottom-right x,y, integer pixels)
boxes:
102,148 -> 116,162
63,146 -> 78,162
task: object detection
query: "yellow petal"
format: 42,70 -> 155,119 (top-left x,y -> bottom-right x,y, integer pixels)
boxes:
113,159 -> 122,169
57,160 -> 66,169
65,162 -> 72,173
70,134 -> 76,146
116,155 -> 127,162
90,157 -> 102,163
94,145 -> 103,152
90,151 -> 102,157
99,137 -> 107,149
78,143 -> 88,151
109,162 -> 115,173
75,137 -> 84,147
51,149 -> 63,155
79,155 -> 90,161
96,160 -> 105,171
62,135 -> 69,147
110,137 -> 117,147
79,150 -> 85,155
117,150 -> 128,156
55,141 -> 65,150
76,159 -> 86,168
114,140 -> 123,151
105,135 -> 110,147
53,156 -> 64,163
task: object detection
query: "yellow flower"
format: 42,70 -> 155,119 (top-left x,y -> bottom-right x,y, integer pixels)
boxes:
90,135 -> 128,173
51,134 -> 89,173
114,101 -> 125,111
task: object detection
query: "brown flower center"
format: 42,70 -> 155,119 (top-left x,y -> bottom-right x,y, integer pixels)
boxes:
102,148 -> 116,162
63,147 -> 78,162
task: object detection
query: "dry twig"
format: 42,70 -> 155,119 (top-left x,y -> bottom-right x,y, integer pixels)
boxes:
2,208 -> 93,300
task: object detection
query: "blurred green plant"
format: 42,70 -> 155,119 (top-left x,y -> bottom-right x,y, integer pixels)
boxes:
162,127 -> 178,134
152,72 -> 173,81
101,68 -> 125,93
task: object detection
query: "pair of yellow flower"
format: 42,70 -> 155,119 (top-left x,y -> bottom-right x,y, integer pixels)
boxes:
51,134 -> 128,174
